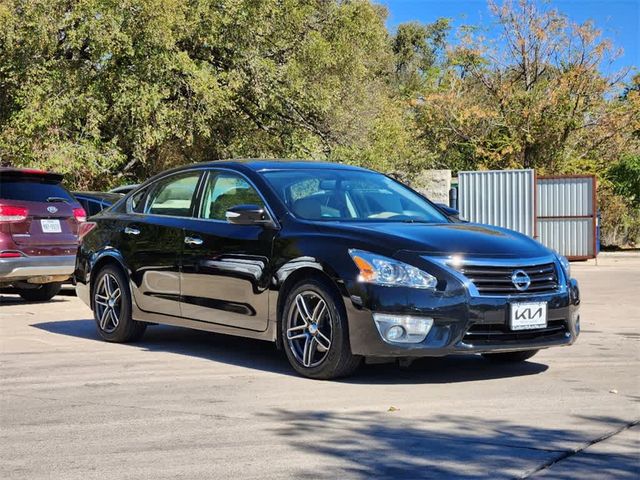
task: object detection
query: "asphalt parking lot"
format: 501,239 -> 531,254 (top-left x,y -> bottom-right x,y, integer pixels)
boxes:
1,255 -> 638,479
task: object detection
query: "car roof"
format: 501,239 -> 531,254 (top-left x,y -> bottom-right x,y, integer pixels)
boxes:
73,191 -> 124,204
233,159 -> 368,172
176,159 -> 371,173
126,159 -> 376,193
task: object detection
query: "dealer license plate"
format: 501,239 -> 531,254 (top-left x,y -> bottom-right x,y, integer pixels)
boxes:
510,302 -> 547,330
41,219 -> 62,233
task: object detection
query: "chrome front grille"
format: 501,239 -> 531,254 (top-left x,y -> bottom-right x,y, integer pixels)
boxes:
457,262 -> 559,295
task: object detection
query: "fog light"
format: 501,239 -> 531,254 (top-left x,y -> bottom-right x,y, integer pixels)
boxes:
373,313 -> 434,344
386,325 -> 406,341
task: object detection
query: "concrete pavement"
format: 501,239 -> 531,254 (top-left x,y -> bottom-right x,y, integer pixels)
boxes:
1,257 -> 638,479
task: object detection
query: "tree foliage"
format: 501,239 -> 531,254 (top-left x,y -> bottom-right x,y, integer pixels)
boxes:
414,0 -> 637,174
0,0 -> 638,243
0,0 -> 399,187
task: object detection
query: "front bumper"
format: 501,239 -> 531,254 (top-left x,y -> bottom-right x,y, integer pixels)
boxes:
346,279 -> 580,358
0,255 -> 76,284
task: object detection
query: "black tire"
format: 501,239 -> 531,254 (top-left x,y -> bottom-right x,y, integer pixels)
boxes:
92,265 -> 146,343
17,282 -> 62,302
281,277 -> 362,380
482,349 -> 539,363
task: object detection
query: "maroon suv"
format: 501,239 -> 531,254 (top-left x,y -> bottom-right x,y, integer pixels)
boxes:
0,168 -> 86,301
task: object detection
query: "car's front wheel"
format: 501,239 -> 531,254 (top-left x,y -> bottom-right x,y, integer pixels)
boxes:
281,278 -> 362,380
482,349 -> 539,362
92,265 -> 146,343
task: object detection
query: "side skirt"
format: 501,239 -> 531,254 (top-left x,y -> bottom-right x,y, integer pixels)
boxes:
131,303 -> 278,343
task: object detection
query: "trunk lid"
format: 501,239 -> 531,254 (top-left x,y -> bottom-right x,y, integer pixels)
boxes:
0,170 -> 81,248
6,199 -> 80,246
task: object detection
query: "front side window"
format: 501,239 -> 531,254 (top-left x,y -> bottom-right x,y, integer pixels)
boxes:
146,172 -> 201,217
261,169 -> 448,223
200,171 -> 264,220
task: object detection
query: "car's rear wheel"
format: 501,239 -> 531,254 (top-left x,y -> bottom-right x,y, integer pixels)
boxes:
17,282 -> 62,302
281,278 -> 361,379
92,265 -> 146,343
482,349 -> 539,362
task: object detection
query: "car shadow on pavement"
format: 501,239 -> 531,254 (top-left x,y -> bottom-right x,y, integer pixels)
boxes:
343,355 -> 548,385
32,319 -> 295,376
262,410 -> 639,479
33,319 -> 549,384
0,294 -> 68,306
0,290 -> 76,306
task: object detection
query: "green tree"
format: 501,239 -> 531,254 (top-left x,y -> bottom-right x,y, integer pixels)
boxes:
392,19 -> 449,96
608,154 -> 640,207
414,0 -> 636,173
0,0 -> 405,187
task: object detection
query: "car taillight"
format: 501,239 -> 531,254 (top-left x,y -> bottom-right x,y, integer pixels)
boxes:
73,207 -> 87,223
78,221 -> 97,240
0,205 -> 29,222
0,251 -> 23,258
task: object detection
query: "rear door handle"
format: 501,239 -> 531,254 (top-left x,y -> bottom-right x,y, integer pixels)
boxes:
184,236 -> 203,246
124,227 -> 140,235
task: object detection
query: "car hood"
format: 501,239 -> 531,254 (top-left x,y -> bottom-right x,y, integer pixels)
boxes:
319,222 -> 552,259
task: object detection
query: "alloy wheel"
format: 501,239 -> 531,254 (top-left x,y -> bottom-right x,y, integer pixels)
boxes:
286,291 -> 333,368
94,273 -> 122,333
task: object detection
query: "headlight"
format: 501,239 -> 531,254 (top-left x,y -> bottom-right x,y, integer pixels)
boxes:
348,249 -> 437,290
556,254 -> 571,278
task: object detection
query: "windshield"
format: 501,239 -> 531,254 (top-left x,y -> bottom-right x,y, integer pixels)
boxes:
261,169 -> 448,223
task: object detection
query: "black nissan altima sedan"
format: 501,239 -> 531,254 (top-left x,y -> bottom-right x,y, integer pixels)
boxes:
75,160 -> 580,379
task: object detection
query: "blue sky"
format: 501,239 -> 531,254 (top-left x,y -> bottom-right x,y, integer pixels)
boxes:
377,0 -> 639,81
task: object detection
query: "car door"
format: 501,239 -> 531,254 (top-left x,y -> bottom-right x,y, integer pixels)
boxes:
119,170 -> 204,318
179,169 -> 276,332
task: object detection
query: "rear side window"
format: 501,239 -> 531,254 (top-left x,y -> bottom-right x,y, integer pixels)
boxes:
146,172 -> 201,217
0,178 -> 74,202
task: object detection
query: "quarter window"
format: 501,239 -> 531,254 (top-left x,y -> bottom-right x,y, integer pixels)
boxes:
200,172 -> 264,220
130,187 -> 149,214
146,172 -> 201,217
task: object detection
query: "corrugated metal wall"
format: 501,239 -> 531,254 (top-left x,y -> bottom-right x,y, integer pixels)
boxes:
537,177 -> 593,217
536,176 -> 596,258
458,169 -> 535,237
537,218 -> 593,258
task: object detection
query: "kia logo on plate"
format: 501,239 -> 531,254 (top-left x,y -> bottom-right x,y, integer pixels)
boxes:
511,270 -> 531,291
47,206 -> 58,213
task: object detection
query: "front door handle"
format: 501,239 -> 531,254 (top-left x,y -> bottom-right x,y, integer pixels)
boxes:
124,226 -> 140,235
184,236 -> 203,246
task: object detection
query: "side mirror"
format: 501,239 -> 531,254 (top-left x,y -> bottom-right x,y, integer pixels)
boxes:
436,203 -> 466,222
225,204 -> 275,227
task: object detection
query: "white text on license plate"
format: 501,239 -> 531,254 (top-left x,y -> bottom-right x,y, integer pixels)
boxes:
510,302 -> 547,330
41,219 -> 62,233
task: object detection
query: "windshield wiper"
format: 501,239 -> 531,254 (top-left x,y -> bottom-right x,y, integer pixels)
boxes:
400,219 -> 432,224
46,196 -> 70,203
